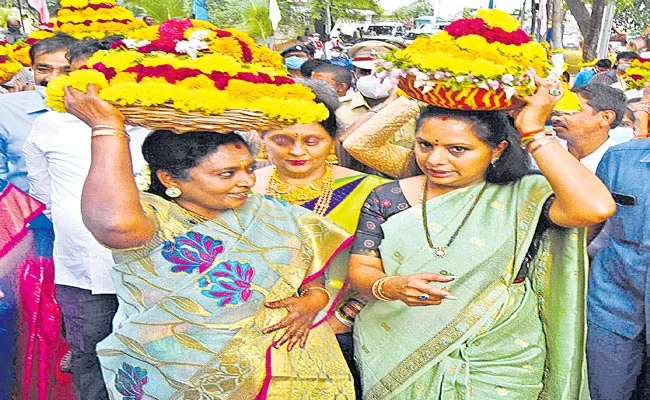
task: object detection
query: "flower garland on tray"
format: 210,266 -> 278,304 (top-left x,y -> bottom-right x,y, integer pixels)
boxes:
380,9 -> 549,103
52,0 -> 145,39
46,19 -> 328,125
624,56 -> 650,90
0,38 -> 23,84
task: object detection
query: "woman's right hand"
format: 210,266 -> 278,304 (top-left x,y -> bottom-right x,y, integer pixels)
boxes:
64,84 -> 125,129
381,273 -> 455,306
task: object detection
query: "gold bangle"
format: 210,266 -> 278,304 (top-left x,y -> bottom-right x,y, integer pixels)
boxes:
371,276 -> 395,301
527,137 -> 555,154
299,286 -> 331,302
93,124 -> 124,130
92,128 -> 129,139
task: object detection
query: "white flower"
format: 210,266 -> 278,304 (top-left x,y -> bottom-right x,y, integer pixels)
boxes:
477,82 -> 489,90
487,79 -> 500,90
456,76 -> 465,83
175,38 -> 209,59
189,29 -> 210,41
121,39 -> 150,49
433,71 -> 444,80
501,73 -> 514,85
134,165 -> 151,191
503,87 -> 516,99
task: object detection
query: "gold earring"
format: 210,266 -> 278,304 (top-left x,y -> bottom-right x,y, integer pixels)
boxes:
326,145 -> 338,165
256,142 -> 269,161
165,187 -> 182,198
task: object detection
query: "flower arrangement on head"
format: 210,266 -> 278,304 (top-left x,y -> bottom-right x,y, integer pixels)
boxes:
51,0 -> 145,39
0,37 -> 23,84
11,23 -> 55,67
623,55 -> 650,90
45,19 -> 329,132
380,9 -> 550,110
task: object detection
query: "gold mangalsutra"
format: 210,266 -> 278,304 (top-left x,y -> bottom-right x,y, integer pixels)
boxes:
420,178 -> 487,258
265,166 -> 334,216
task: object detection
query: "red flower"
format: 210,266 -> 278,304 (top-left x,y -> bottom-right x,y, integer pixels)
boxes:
273,76 -> 294,85
92,62 -> 117,80
158,18 -> 193,41
630,74 -> 643,81
208,71 -> 231,89
234,38 -> 253,63
0,56 -> 7,63
124,65 -> 202,83
444,17 -> 530,45
215,30 -> 233,38
137,38 -> 180,54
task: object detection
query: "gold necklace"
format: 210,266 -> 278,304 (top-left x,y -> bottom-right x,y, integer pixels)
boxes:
420,178 -> 487,258
174,202 -> 210,223
265,166 -> 334,216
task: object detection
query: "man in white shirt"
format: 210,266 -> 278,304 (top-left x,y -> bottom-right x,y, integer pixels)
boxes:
22,39 -> 149,400
551,83 -> 628,173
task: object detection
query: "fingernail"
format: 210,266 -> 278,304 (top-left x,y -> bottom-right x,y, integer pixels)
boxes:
444,295 -> 458,300
446,276 -> 458,280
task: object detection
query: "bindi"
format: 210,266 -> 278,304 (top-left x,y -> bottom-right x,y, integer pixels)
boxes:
234,143 -> 243,149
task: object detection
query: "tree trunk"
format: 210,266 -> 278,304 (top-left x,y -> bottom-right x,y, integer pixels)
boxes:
565,0 -> 607,61
530,0 -> 536,35
551,0 -> 563,49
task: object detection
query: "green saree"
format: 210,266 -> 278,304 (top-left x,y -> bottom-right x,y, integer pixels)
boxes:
354,175 -> 589,399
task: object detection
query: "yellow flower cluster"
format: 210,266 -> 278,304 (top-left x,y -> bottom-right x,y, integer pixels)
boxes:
52,0 -> 145,39
623,59 -> 650,89
46,24 -> 328,125
476,9 -> 520,32
11,30 -> 55,66
386,27 -> 548,98
0,43 -> 22,84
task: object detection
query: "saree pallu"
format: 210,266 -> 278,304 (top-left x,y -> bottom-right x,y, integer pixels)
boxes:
354,175 -> 589,399
301,174 -> 389,294
98,193 -> 354,399
0,181 -> 71,400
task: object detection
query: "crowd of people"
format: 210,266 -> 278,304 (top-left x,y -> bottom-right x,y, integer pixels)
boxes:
1,13 -> 650,400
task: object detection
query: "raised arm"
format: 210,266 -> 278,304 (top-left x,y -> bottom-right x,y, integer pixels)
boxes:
342,96 -> 418,178
64,85 -> 155,248
514,78 -> 616,227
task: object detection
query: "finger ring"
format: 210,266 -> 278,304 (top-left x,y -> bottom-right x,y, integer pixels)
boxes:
295,330 -> 305,334
418,294 -> 429,301
549,88 -> 562,96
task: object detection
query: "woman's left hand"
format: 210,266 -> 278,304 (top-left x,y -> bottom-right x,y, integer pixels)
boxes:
64,84 -> 125,129
263,292 -> 326,351
514,74 -> 563,132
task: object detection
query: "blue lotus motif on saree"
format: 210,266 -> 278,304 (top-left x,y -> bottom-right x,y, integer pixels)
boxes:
115,362 -> 148,400
198,261 -> 255,306
162,231 -> 223,274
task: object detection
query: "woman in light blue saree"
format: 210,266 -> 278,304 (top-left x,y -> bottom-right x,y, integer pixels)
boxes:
63,89 -> 355,399
349,79 -> 616,399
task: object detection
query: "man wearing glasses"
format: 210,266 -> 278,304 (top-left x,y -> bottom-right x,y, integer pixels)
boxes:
0,33 -> 76,191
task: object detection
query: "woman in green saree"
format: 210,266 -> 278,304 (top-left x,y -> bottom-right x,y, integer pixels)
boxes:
349,78 -> 616,399
63,86 -> 355,399
253,79 -> 388,396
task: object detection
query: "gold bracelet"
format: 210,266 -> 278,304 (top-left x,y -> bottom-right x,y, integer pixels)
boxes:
92,128 -> 129,139
527,137 -> 555,154
93,124 -> 124,130
299,286 -> 331,302
371,276 -> 394,301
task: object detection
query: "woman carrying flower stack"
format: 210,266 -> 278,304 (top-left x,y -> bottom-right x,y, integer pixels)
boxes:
347,9 -> 615,400
253,79 -> 388,396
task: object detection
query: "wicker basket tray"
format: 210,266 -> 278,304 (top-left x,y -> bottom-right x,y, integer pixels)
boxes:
398,73 -> 523,111
118,104 -> 293,133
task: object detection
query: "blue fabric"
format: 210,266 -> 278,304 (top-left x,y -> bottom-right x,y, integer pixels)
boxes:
328,57 -> 353,71
192,0 -> 209,21
0,89 -> 48,192
588,139 -> 650,340
587,321 -> 646,399
573,69 -> 596,88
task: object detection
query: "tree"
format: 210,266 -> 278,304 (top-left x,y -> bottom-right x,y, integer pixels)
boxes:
123,0 -> 188,21
613,0 -> 650,35
241,0 -> 272,42
391,0 -> 435,22
565,0 -> 607,61
309,0 -> 381,24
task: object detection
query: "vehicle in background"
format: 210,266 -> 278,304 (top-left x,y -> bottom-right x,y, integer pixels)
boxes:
364,22 -> 407,40
405,24 -> 442,44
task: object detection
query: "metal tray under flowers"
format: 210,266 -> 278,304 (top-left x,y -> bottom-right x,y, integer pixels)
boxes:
398,73 -> 524,111
118,104 -> 292,134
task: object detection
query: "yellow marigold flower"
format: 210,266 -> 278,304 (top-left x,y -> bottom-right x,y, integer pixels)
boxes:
476,9 -> 521,32
110,72 -> 137,85
125,26 -> 160,41
177,75 -> 215,90
209,38 -> 244,62
191,20 -> 217,30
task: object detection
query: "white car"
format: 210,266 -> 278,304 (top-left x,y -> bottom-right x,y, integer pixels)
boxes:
405,24 -> 443,44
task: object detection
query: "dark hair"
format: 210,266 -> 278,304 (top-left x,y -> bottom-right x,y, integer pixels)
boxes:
561,71 -> 570,83
67,36 -> 123,63
292,78 -> 340,136
415,106 -> 531,184
312,63 -> 353,88
300,59 -> 329,78
595,59 -> 612,69
29,32 -> 77,64
616,51 -> 638,61
141,131 -> 249,199
572,83 -> 627,128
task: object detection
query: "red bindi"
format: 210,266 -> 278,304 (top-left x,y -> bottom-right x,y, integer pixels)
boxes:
234,143 -> 242,149
440,116 -> 448,121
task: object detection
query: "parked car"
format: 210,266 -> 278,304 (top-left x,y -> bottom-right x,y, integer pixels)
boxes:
405,24 -> 443,44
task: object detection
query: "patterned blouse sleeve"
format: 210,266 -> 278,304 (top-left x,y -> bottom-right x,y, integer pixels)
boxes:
351,188 -> 386,257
